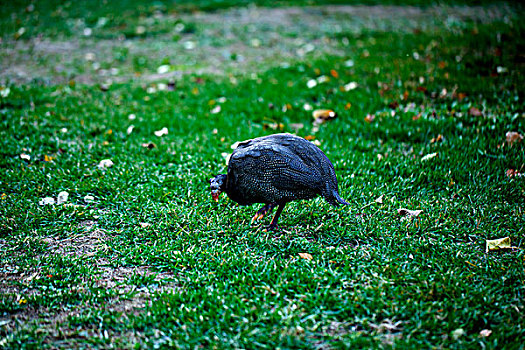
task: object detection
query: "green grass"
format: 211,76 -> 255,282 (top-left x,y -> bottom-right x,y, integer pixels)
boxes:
1,0 -> 524,349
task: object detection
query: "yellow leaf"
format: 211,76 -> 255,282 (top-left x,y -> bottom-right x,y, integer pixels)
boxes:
299,253 -> 313,260
486,236 -> 513,253
44,154 -> 54,162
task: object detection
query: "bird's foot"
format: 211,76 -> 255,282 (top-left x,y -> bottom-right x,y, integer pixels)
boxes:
251,203 -> 276,224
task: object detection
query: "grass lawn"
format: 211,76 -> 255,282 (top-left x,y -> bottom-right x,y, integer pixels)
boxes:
1,0 -> 524,348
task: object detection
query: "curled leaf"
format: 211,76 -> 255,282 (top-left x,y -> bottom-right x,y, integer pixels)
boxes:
56,191 -> 69,205
398,208 -> 422,219
364,114 -> 375,123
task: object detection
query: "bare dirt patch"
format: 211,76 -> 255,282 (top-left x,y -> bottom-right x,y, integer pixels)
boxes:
0,4 -> 516,85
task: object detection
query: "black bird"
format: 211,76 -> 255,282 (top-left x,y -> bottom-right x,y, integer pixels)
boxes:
210,133 -> 348,230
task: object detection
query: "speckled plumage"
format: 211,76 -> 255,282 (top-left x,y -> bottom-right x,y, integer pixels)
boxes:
211,133 -> 348,229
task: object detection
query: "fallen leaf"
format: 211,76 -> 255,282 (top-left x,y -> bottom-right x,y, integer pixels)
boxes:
263,123 -> 284,131
421,152 -> 437,161
479,329 -> 492,337
398,208 -> 422,219
299,253 -> 313,260
154,127 -> 169,137
211,106 -> 221,114
306,79 -> 317,89
506,131 -> 523,146
313,109 -> 337,124
304,135 -> 316,141
486,236 -> 518,253
506,169 -> 522,178
452,328 -> 465,340
344,102 -> 352,110
126,125 -> 135,135
38,197 -> 55,206
84,195 -> 95,203
330,69 -> 339,78
56,191 -> 69,205
375,195 -> 384,204
343,82 -> 358,91
98,159 -> 114,168
44,154 -> 54,162
431,134 -> 443,143
364,114 -> 375,123
469,107 -> 482,117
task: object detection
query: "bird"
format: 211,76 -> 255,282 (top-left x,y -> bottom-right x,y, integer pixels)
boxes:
210,133 -> 349,230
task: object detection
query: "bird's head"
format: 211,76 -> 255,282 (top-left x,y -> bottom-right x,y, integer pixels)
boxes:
209,174 -> 227,202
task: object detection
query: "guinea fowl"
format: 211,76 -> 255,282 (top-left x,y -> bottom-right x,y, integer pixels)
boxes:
210,133 -> 349,230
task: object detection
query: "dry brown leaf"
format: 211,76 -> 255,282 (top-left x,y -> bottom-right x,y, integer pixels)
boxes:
431,134 -> 443,143
298,253 -> 313,260
304,135 -> 316,141
313,109 -> 337,124
506,131 -> 523,146
364,114 -> 375,123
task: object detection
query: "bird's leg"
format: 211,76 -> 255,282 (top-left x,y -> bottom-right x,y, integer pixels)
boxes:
251,203 -> 277,224
267,203 -> 286,231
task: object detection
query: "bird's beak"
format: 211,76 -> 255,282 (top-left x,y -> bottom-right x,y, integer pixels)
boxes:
212,192 -> 219,202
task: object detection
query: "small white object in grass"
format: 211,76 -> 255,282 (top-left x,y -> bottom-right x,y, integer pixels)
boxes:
217,97 -> 227,103
98,159 -> 114,168
303,103 -> 313,111
344,82 -> 358,91
83,28 -> 92,36
421,152 -> 437,161
60,128 -> 68,133
128,113 -> 136,120
39,197 -> 55,206
154,127 -> 168,137
183,41 -> 196,50
20,153 -> 30,161
306,79 -> 317,89
316,75 -> 329,84
312,140 -> 321,146
230,141 -> 240,150
496,66 -> 508,74
126,125 -> 134,135
56,191 -> 69,205
157,65 -> 170,74
84,195 -> 95,203
135,26 -> 146,35
157,83 -> 168,91
452,328 -> 464,340
1,87 -> 11,98
344,59 -> 355,67
211,106 -> 221,114
147,86 -> 157,94
84,52 -> 95,62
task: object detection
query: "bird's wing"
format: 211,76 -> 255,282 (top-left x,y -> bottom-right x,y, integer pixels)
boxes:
230,144 -> 324,192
